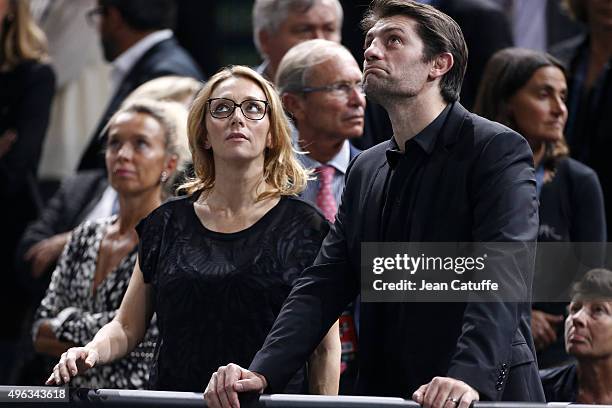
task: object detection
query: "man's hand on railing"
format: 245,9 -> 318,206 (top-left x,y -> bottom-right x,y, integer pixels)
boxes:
204,363 -> 267,408
412,377 -> 479,408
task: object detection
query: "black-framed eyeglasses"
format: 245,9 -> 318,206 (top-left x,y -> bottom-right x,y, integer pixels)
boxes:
300,81 -> 365,97
86,6 -> 106,27
206,98 -> 269,121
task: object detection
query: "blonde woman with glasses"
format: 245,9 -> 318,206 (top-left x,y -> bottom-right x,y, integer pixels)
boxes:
46,66 -> 340,394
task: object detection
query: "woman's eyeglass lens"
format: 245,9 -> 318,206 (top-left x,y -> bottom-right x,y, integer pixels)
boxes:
207,98 -> 268,121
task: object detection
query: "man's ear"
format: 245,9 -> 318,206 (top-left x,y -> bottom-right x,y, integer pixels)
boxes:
282,93 -> 306,122
429,52 -> 454,80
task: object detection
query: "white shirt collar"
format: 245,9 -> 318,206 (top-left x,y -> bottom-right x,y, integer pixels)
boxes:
297,139 -> 351,174
111,29 -> 173,91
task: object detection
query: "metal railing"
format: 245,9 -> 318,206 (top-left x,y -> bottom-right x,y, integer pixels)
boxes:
0,387 -> 603,408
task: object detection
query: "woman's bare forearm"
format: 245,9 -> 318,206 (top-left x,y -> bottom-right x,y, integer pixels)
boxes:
84,319 -> 139,364
86,262 -> 152,365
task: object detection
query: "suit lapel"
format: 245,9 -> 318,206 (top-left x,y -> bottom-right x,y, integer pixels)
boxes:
362,148 -> 391,242
409,103 -> 468,242
94,39 -> 172,137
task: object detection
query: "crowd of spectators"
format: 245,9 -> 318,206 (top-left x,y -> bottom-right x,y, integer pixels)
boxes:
1,0 -> 610,405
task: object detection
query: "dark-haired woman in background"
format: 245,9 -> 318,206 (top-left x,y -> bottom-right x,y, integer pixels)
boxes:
0,0 -> 55,382
474,47 -> 606,368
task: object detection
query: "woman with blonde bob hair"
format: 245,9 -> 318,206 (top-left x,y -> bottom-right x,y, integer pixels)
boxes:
46,65 -> 340,394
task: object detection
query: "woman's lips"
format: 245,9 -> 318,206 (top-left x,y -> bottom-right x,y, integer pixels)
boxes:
226,132 -> 249,141
115,168 -> 135,177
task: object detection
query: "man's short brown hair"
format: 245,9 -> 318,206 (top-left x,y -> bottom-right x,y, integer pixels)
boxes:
361,0 -> 467,103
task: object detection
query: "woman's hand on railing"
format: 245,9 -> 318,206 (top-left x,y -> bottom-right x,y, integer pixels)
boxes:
45,346 -> 99,385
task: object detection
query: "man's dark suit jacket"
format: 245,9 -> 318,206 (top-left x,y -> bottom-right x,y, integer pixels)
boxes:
551,34 -> 612,250
15,170 -> 108,295
77,37 -> 203,171
250,102 -> 545,401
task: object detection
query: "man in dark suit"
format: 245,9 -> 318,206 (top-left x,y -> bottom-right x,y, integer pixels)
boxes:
205,1 -> 543,407
15,170 -> 108,290
77,0 -> 203,171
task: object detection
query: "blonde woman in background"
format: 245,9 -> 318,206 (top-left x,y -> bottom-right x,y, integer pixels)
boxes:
46,66 -> 340,394
0,0 -> 55,384
11,76 -> 200,385
17,75 -> 202,285
33,99 -> 187,389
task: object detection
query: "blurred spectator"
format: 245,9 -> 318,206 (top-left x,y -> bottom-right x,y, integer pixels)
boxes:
12,76 -> 200,385
276,39 -> 364,393
0,0 -> 55,384
77,0 -> 203,171
417,0 -> 514,110
31,0 -> 112,179
16,76 -> 201,301
551,0 -> 612,252
540,268 -> 612,404
252,0 -> 342,81
33,99 -> 187,389
475,47 -> 606,368
490,0 -> 583,52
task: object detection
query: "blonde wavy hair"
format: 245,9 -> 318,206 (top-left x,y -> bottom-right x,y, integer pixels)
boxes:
180,65 -> 308,200
1,0 -> 49,71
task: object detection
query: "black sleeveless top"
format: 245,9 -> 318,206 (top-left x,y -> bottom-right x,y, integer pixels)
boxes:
136,194 -> 329,391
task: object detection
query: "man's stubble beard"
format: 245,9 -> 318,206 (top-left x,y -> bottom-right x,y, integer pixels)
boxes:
363,75 -> 415,108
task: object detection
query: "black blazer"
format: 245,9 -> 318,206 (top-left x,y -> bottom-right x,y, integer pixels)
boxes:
77,37 -> 204,171
250,103 -> 545,401
15,170 -> 108,293
1,61 -> 55,267
551,34 -> 612,244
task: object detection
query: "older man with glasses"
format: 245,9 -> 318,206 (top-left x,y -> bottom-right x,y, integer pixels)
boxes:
276,39 -> 364,224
